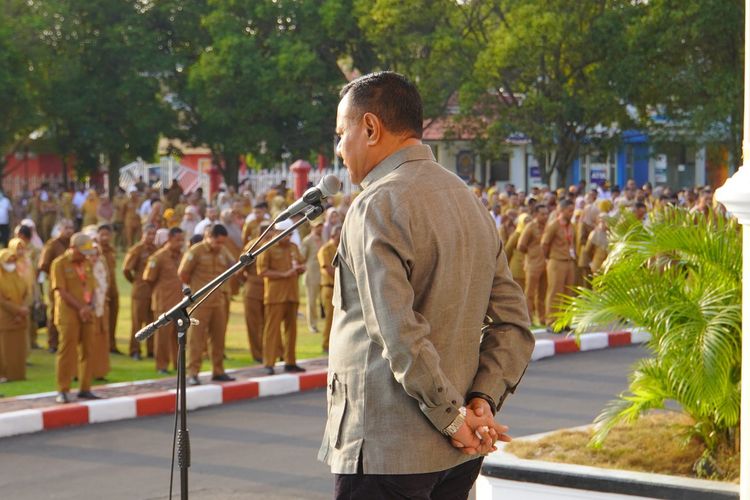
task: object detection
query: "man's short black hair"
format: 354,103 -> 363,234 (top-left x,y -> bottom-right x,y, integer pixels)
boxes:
558,199 -> 574,210
533,204 -> 548,214
210,224 -> 228,237
97,224 -> 112,233
16,224 -> 32,240
634,202 -> 647,210
340,71 -> 423,138
168,227 -> 184,238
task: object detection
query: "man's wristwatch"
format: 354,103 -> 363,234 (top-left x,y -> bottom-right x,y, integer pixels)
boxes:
441,406 -> 467,437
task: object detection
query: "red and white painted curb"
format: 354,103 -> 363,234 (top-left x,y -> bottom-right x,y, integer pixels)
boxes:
531,328 -> 650,361
0,370 -> 328,439
0,329 -> 650,439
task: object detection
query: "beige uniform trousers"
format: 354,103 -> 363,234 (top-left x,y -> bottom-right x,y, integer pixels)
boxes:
130,296 -> 154,356
320,286 -> 334,351
524,265 -> 547,325
187,304 -> 228,377
56,317 -> 95,392
262,302 -> 297,368
155,322 -> 178,372
243,295 -> 264,362
545,259 -> 576,326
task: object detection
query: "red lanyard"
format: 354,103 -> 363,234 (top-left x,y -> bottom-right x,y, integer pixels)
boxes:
73,262 -> 92,304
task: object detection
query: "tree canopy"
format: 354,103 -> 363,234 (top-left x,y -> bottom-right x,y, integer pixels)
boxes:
0,0 -> 743,188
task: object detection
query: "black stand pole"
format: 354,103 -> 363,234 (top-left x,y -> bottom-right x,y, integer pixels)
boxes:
175,307 -> 191,500
135,204 -> 325,500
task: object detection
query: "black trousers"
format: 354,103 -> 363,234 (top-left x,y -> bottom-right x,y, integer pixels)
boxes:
334,457 -> 483,500
0,224 -> 9,248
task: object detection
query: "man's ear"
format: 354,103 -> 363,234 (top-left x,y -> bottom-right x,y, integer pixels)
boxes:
363,113 -> 380,145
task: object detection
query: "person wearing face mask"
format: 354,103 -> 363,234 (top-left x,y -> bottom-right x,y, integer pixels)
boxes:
0,249 -> 31,382
38,219 -> 75,353
178,224 -> 237,385
51,233 -> 101,403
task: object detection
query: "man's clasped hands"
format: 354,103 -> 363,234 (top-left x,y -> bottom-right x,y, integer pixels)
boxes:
449,398 -> 511,456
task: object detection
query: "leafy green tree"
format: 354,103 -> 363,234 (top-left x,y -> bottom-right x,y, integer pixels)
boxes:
183,0 -> 366,187
617,0 -> 743,171
25,0 -> 173,192
555,208 -> 741,474
463,0 -> 635,187
0,2 -> 35,179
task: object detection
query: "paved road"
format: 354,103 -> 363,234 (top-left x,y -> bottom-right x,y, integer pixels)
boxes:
0,346 -> 647,499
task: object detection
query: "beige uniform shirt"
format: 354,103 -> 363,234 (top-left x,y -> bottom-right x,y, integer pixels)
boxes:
178,241 -> 234,308
318,144 -> 533,475
143,246 -> 184,313
518,220 -> 546,271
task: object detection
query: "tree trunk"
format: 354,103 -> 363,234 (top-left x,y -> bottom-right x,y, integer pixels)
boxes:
108,152 -> 121,197
222,153 -> 240,189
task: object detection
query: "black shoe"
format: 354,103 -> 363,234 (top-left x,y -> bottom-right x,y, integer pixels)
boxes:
283,364 -> 306,373
55,392 -> 70,404
188,375 -> 201,386
157,369 -> 169,375
211,373 -> 236,382
131,352 -> 142,361
77,390 -> 102,400
147,353 -> 154,359
263,366 -> 275,376
31,342 -> 40,350
48,347 -> 57,354
94,377 -> 108,382
110,348 -> 123,355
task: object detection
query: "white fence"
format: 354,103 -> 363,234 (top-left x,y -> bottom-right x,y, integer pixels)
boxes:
119,158 -> 210,194
242,167 -> 355,197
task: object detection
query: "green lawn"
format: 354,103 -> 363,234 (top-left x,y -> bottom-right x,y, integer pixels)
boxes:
1,252 -> 327,397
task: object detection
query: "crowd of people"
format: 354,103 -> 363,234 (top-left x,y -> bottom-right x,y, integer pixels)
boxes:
478,178 -> 723,329
0,173 -> 723,402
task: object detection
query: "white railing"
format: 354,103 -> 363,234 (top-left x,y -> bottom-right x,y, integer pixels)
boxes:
119,158 -> 210,195
243,166 -> 355,196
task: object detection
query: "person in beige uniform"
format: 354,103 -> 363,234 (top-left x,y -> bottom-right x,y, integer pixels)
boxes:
0,249 -> 30,382
300,218 -> 324,333
504,213 -> 528,291
123,225 -> 157,360
322,72 -> 533,498
122,189 -> 142,248
51,233 -> 101,404
178,224 -> 236,385
317,225 -> 340,353
257,219 -> 306,375
541,199 -> 576,328
143,227 -> 185,374
97,225 -> 119,355
518,204 -> 549,325
38,219 -> 74,353
242,221 -> 271,363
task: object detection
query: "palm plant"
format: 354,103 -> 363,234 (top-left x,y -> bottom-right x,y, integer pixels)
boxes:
554,207 -> 741,474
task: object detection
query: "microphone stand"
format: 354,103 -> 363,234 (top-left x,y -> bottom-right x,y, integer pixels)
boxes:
135,204 -> 325,500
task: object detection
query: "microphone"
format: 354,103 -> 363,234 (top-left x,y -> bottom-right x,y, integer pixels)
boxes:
276,175 -> 341,222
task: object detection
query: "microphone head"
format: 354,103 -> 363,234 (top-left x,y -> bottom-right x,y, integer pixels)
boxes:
319,175 -> 342,198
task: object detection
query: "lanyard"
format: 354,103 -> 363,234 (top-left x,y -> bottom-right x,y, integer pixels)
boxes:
73,262 -> 93,304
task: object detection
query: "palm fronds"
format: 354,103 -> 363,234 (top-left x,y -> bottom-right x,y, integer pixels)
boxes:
555,207 -> 741,465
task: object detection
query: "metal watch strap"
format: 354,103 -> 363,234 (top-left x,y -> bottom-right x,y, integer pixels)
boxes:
441,406 -> 467,437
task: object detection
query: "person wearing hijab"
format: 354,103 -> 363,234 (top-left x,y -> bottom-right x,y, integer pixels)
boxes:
321,207 -> 341,242
504,213 -> 528,291
0,249 -> 30,382
8,235 -> 38,352
82,190 -> 100,227
584,215 -> 610,274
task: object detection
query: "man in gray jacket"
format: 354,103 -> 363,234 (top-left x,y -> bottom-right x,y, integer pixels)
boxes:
319,71 -> 534,499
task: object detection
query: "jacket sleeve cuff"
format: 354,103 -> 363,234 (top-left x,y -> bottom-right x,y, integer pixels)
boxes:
420,387 -> 465,431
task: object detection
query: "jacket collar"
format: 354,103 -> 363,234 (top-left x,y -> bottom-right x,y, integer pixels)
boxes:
359,144 -> 435,190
